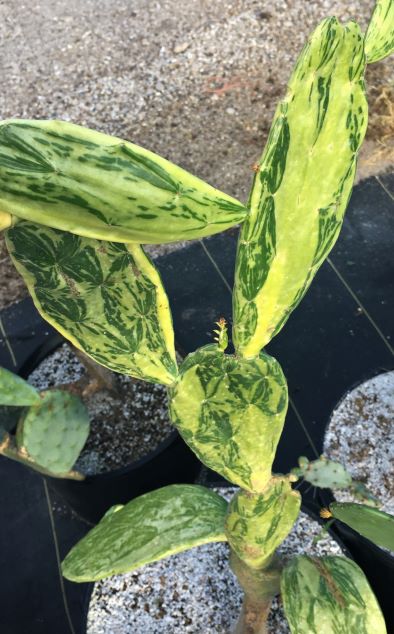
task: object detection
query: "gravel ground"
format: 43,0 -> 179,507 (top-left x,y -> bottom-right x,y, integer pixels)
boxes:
28,343 -> 174,474
324,371 -> 394,514
87,487 -> 343,634
0,0 -> 393,309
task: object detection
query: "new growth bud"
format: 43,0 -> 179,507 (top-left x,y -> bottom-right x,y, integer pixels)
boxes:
213,317 -> 229,352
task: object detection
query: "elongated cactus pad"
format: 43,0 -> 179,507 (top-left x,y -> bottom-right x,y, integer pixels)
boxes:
0,366 -> 40,406
62,485 -> 228,582
292,455 -> 352,489
16,390 -> 89,473
225,477 -> 300,569
6,221 -> 177,384
233,18 -> 368,357
329,502 -> 394,551
169,345 -> 288,492
365,0 -> 394,63
281,555 -> 387,633
0,119 -> 247,244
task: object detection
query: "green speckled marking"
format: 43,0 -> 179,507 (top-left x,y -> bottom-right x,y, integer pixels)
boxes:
225,477 -> 300,569
0,119 -> 247,244
281,555 -> 387,633
62,485 -> 228,582
6,220 -> 177,384
233,18 -> 368,357
0,366 -> 40,406
365,0 -> 394,63
169,345 -> 288,492
16,390 -> 89,473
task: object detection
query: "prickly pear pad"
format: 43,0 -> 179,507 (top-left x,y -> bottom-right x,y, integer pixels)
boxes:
169,345 -> 288,492
292,456 -> 352,489
0,119 -> 247,244
233,18 -> 368,356
365,0 -> 394,63
16,390 -> 89,473
281,555 -> 387,633
62,485 -> 228,582
6,220 -> 178,384
225,477 -> 301,569
329,502 -> 394,552
0,366 -> 40,406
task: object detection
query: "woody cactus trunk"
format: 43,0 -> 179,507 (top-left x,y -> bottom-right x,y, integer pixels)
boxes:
1,2 -> 393,632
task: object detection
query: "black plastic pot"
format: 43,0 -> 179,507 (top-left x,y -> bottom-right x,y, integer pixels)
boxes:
17,333 -> 202,524
318,371 -> 394,631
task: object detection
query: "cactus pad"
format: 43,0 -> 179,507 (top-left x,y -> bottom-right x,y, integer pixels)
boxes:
329,502 -> 394,552
281,555 -> 387,633
169,345 -> 288,492
292,455 -> 352,489
6,221 -> 178,384
0,119 -> 247,244
16,390 -> 89,473
225,477 -> 300,569
62,485 -> 228,582
233,18 -> 368,357
365,0 -> 394,63
0,366 -> 40,406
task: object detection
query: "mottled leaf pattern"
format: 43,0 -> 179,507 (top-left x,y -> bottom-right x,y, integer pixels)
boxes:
281,555 -> 387,633
6,221 -> 177,384
62,485 -> 228,582
330,502 -> 394,551
169,345 -> 288,492
233,18 -> 368,357
225,477 -> 300,568
0,119 -> 247,244
365,0 -> 394,63
16,390 -> 89,473
0,366 -> 40,406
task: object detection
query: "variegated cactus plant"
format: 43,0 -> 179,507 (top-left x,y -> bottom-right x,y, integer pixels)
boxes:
1,2 -> 393,632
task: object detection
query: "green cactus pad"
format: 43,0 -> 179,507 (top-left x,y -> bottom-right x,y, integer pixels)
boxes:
6,221 -> 178,384
281,555 -> 387,633
0,119 -> 247,244
62,484 -> 228,582
233,18 -> 368,357
365,0 -> 394,63
225,477 -> 300,569
16,390 -> 89,473
169,345 -> 288,492
292,455 -> 352,489
329,502 -> 394,551
0,366 -> 40,406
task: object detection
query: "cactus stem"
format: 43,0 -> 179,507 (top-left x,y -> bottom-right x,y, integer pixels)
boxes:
230,550 -> 281,634
72,348 -> 120,396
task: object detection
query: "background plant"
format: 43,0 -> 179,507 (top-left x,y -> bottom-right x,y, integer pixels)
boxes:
0,1 -> 393,632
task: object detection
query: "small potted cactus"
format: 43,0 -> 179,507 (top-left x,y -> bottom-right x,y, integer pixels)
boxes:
0,365 -> 89,480
0,0 -> 393,630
